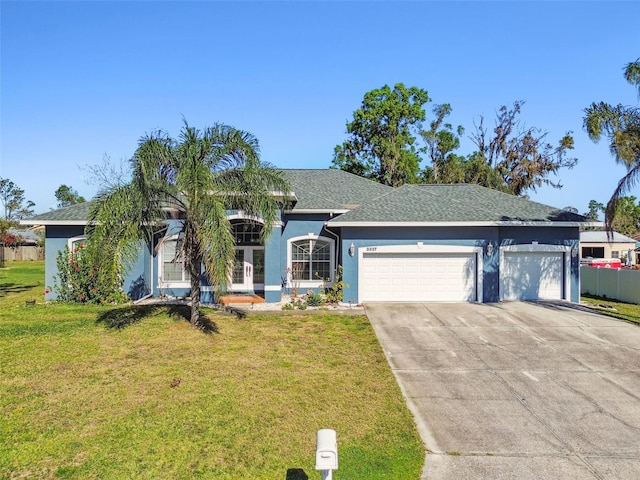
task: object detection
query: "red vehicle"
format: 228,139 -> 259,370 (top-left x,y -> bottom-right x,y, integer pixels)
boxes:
580,258 -> 623,268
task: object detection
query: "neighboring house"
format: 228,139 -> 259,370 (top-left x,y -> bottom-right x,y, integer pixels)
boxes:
580,231 -> 638,266
5,228 -> 42,245
21,169 -> 594,304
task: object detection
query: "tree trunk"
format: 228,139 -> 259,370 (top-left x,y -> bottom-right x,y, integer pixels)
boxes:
189,253 -> 202,328
190,280 -> 201,327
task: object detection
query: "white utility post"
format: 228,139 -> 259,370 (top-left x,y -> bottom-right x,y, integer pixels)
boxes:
315,428 -> 338,480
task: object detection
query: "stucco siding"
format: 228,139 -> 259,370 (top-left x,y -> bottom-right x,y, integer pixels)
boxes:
44,226 -> 86,300
279,214 -> 336,298
338,226 -> 581,304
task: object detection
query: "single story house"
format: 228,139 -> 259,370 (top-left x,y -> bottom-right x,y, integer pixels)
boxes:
580,230 -> 638,266
5,228 -> 42,245
22,169 -> 594,304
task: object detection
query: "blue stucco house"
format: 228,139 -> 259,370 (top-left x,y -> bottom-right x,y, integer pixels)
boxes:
22,169 -> 593,304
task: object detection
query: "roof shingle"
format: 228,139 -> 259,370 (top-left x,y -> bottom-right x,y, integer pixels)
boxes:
328,184 -> 590,225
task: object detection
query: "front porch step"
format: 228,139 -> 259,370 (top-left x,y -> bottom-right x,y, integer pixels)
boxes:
218,293 -> 265,306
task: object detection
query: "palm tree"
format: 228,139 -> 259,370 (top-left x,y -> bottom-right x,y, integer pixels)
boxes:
86,120 -> 290,328
584,59 -> 640,232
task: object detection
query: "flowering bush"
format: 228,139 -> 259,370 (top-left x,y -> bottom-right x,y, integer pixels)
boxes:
1,232 -> 24,248
51,243 -> 127,304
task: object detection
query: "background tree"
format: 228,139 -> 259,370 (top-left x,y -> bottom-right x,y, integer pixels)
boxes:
609,196 -> 640,237
55,184 -> 86,208
470,101 -> 577,196
584,58 -> 640,232
0,218 -> 9,236
582,197 -> 640,236
420,103 -> 467,183
584,199 -> 605,220
0,178 -> 35,223
332,83 -> 430,186
333,87 -> 577,196
87,120 -> 290,329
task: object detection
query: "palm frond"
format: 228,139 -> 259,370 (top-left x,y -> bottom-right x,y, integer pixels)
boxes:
624,58 -> 640,98
605,161 -> 640,232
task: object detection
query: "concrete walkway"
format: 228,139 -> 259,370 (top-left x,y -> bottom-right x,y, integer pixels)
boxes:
365,302 -> 640,480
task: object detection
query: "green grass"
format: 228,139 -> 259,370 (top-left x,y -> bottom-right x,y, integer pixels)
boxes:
581,294 -> 640,325
0,261 -> 424,479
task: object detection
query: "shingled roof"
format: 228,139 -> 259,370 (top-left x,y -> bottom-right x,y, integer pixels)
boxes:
21,174 -> 593,228
327,184 -> 593,226
284,169 -> 391,212
20,170 -> 392,224
20,202 -> 91,226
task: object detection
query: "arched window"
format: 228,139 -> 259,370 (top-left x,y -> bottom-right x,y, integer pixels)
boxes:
288,236 -> 335,285
231,221 -> 263,245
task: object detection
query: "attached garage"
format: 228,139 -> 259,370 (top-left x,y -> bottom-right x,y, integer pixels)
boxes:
327,184 -> 590,305
359,245 -> 483,303
500,245 -> 571,301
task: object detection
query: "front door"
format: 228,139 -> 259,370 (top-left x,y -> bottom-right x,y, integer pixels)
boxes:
231,247 -> 265,291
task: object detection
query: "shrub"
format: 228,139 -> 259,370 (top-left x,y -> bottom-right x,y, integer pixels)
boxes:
324,265 -> 349,304
52,244 -> 127,304
305,290 -> 324,306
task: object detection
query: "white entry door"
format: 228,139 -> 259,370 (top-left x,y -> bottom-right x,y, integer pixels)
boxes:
231,247 -> 265,291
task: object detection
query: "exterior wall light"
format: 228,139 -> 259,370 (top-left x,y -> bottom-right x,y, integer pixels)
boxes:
349,243 -> 355,257
486,242 -> 494,256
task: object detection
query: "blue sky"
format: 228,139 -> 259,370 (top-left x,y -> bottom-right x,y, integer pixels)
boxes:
1,1 -> 639,215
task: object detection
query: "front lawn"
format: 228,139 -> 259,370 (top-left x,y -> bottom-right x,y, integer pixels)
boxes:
0,261 -> 424,479
581,294 -> 640,325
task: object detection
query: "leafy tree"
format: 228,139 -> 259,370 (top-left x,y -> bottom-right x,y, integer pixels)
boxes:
420,103 -> 467,183
584,58 -> 640,232
334,88 -> 577,196
332,83 -> 430,186
0,178 -> 35,223
470,101 -> 578,196
55,184 -> 86,208
86,120 -> 290,328
583,197 -> 640,236
609,196 -> 640,237
584,199 -> 605,220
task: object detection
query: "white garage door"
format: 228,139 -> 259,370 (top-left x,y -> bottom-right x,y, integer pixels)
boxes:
361,252 -> 477,302
501,251 -> 564,300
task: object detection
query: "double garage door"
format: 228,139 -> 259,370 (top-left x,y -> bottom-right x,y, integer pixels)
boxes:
360,246 -> 567,303
360,250 -> 479,302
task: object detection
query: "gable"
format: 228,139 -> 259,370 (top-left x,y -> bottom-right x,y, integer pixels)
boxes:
284,169 -> 392,213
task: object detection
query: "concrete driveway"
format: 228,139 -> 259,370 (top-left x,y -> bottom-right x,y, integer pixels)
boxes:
365,302 -> 640,480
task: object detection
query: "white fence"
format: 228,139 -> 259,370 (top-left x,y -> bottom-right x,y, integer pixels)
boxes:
581,266 -> 640,304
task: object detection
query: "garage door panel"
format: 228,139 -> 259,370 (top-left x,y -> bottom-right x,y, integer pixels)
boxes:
502,251 -> 563,301
361,252 -> 477,302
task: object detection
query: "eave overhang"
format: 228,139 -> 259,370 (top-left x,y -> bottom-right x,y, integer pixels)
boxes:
19,220 -> 89,227
326,220 -> 602,228
284,209 -> 350,215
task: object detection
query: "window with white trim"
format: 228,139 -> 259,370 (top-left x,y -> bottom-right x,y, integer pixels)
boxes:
68,236 -> 86,251
232,221 -> 262,245
160,237 -> 190,284
289,236 -> 334,284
